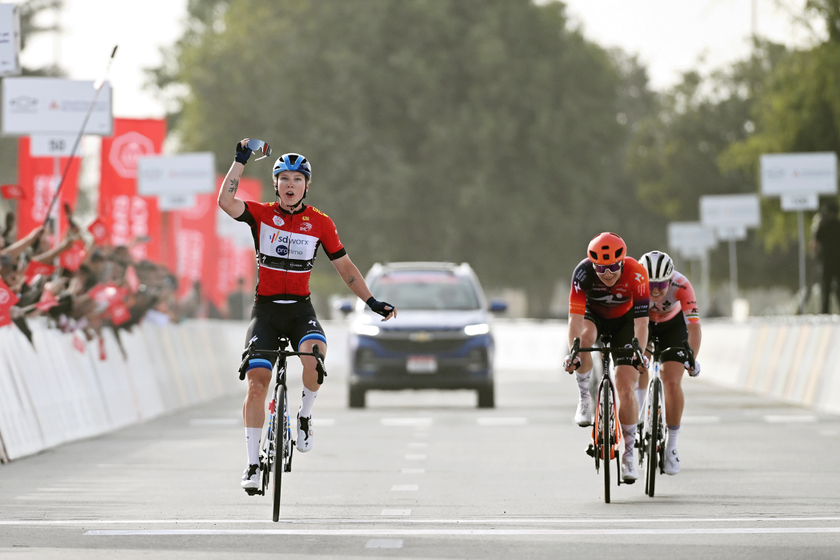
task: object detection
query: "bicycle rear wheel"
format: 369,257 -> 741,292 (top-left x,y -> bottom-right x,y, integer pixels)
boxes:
646,379 -> 661,497
272,385 -> 286,521
601,380 -> 611,504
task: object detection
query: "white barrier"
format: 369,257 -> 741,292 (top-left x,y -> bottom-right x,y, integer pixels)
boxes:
0,319 -> 244,462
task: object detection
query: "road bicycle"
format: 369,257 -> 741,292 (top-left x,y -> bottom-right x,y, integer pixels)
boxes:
238,337 -> 327,521
569,335 -> 643,503
636,338 -> 694,498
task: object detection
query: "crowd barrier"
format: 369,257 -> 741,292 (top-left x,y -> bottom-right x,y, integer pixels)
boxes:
2,316 -> 838,462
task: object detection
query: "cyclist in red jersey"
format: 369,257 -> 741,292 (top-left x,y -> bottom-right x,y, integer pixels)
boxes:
638,251 -> 701,475
218,139 -> 396,492
564,232 -> 649,483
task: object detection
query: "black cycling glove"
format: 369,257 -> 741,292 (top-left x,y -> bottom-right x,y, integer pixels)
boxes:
366,296 -> 394,318
235,141 -> 252,164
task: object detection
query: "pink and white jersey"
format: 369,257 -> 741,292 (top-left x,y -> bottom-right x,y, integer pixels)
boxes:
648,271 -> 700,324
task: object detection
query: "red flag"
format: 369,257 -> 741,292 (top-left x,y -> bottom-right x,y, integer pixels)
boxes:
24,261 -> 56,284
0,184 -> 25,199
59,239 -> 86,272
88,218 -> 109,245
35,289 -> 59,312
99,119 -> 166,261
72,332 -> 86,353
0,278 -> 20,328
109,301 -> 131,325
16,137 -> 81,239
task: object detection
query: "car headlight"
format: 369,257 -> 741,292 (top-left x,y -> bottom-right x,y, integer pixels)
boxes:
353,323 -> 380,336
464,323 -> 490,336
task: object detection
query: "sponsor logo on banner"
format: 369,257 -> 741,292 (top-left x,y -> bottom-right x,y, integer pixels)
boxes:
108,131 -> 156,179
10,96 -> 37,113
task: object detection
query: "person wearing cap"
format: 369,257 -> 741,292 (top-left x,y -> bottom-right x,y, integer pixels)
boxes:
218,138 -> 397,493
563,232 -> 650,484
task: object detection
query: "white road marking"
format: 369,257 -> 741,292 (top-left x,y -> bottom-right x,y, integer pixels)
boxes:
401,468 -> 425,474
380,509 -> 411,516
382,418 -> 433,427
5,516 -> 840,526
390,485 -> 419,491
85,527 -> 840,536
405,454 -> 427,461
477,417 -> 528,426
189,418 -> 238,426
764,415 -> 817,423
680,416 -> 721,424
366,539 -> 403,548
408,442 -> 428,448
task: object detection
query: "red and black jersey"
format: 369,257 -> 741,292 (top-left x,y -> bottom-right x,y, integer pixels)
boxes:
569,257 -> 649,319
235,202 -> 346,299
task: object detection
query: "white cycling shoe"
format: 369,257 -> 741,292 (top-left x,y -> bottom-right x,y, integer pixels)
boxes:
621,453 -> 638,484
296,412 -> 313,453
574,398 -> 593,427
241,463 -> 260,490
663,448 -> 681,475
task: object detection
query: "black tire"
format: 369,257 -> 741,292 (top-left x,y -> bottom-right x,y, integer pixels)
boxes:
272,385 -> 286,522
601,380 -> 611,504
348,386 -> 366,408
646,379 -> 661,498
477,385 -> 495,408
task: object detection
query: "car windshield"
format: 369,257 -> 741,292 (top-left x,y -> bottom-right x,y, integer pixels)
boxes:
370,272 -> 480,310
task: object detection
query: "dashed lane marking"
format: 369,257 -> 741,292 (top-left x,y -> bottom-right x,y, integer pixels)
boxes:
477,417 -> 528,426
366,539 -> 403,548
390,485 -> 419,492
380,509 -> 411,516
401,468 -> 425,474
405,454 -> 427,461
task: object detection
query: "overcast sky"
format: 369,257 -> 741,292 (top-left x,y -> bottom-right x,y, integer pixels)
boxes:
16,0 -> 821,119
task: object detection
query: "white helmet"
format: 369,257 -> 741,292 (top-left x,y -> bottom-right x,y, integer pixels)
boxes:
641,251 -> 674,283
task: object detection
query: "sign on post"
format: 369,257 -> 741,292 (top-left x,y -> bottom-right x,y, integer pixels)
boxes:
1,77 -> 113,136
700,194 -> 761,232
29,134 -> 78,157
760,153 -> 837,196
136,153 -> 215,197
667,222 -> 716,259
0,4 -> 21,77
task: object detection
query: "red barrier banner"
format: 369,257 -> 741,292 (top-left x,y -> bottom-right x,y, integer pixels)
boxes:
16,137 -> 81,239
99,119 -> 166,261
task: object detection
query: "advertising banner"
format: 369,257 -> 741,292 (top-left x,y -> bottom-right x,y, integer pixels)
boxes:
2,77 -> 112,135
99,118 -> 166,261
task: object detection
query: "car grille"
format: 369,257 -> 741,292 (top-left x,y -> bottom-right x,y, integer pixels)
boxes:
377,338 -> 466,354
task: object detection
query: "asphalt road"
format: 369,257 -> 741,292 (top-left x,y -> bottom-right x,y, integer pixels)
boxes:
2,357 -> 840,560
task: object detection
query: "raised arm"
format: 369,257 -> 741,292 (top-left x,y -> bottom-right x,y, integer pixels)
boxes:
217,139 -> 251,219
331,254 -> 396,321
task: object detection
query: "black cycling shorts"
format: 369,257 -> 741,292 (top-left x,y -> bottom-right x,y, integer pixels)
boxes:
243,299 -> 327,373
584,307 -> 636,366
648,311 -> 689,364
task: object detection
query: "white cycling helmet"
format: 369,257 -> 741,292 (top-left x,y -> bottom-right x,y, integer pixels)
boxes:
641,251 -> 674,283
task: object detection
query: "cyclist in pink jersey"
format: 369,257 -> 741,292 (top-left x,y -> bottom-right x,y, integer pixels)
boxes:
218,139 -> 397,492
639,251 -> 701,475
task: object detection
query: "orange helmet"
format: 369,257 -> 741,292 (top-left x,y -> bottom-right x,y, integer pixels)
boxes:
588,232 -> 626,266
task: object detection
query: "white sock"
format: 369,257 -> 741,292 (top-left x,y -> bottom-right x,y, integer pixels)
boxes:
621,423 -> 637,456
245,427 -> 261,466
636,388 -> 646,410
300,388 -> 318,418
574,369 -> 592,400
666,425 -> 680,451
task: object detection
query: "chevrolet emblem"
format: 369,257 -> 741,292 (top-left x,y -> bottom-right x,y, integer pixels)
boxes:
409,332 -> 434,342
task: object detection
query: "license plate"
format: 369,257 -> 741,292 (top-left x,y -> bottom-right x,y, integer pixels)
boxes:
407,355 -> 437,374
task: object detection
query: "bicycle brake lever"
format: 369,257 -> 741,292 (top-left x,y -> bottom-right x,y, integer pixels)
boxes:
312,344 -> 328,385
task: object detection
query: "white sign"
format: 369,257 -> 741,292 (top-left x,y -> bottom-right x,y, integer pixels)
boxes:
700,194 -> 761,229
216,207 -> 253,248
136,153 -> 215,196
667,222 -> 717,259
158,193 -> 197,211
780,192 -> 819,212
760,152 -> 837,196
1,77 -> 112,135
0,5 -> 21,76
29,134 -> 78,157
715,225 -> 748,242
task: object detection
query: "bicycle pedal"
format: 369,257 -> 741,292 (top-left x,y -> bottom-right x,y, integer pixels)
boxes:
244,488 -> 258,496
585,443 -> 595,458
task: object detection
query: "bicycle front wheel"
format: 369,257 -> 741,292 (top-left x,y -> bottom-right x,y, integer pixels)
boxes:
272,385 -> 286,521
646,379 -> 661,497
601,380 -> 611,504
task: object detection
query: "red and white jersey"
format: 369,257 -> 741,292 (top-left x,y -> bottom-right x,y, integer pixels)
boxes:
569,257 -> 650,320
648,271 -> 700,324
236,202 -> 346,298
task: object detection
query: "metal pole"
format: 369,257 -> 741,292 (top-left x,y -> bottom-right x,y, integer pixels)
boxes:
798,210 -> 806,314
729,239 -> 738,302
